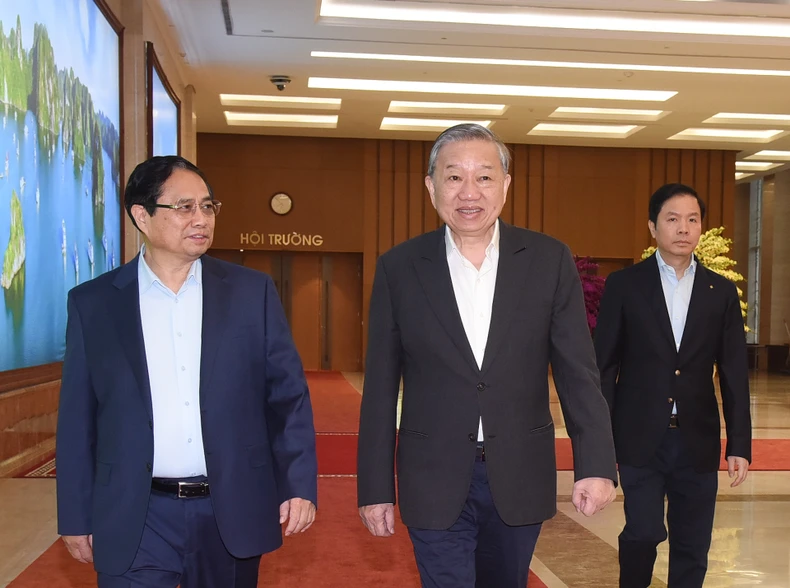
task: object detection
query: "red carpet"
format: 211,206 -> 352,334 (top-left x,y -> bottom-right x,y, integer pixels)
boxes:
19,436 -> 790,479
8,478 -> 547,588
554,438 -> 790,472
305,371 -> 361,433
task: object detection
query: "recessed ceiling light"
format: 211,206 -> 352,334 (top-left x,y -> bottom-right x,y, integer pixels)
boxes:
735,161 -> 782,171
308,77 -> 676,102
224,112 -> 339,128
745,150 -> 790,161
380,117 -> 493,131
528,123 -> 643,138
549,107 -> 668,122
704,112 -> 790,125
219,94 -> 342,110
389,101 -> 507,116
735,172 -> 754,180
668,128 -> 786,142
319,0 -> 790,38
311,50 -> 790,78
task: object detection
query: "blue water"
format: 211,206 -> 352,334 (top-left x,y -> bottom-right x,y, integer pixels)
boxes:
0,107 -> 122,371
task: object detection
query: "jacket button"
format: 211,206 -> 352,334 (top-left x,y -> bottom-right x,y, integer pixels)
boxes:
146,462 -> 152,472
468,433 -> 476,442
148,420 -> 153,430
674,370 -> 681,376
477,382 -> 486,391
668,398 -> 674,403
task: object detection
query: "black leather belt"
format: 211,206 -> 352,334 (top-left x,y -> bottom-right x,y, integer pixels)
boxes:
669,414 -> 679,429
476,442 -> 486,461
151,478 -> 210,498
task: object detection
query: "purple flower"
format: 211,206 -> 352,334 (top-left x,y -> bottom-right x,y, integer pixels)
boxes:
574,256 -> 605,333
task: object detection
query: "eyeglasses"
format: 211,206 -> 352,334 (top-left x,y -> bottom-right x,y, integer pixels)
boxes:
153,199 -> 222,217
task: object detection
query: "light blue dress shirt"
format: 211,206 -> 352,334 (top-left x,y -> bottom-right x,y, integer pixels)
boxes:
655,249 -> 697,415
138,247 -> 207,478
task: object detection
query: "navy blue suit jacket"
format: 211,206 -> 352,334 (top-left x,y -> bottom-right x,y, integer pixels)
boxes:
56,255 -> 317,575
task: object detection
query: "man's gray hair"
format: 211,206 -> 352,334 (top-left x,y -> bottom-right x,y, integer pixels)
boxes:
427,123 -> 511,178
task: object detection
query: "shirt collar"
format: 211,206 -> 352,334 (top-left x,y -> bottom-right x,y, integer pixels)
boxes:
655,248 -> 696,278
138,244 -> 202,293
445,220 -> 500,259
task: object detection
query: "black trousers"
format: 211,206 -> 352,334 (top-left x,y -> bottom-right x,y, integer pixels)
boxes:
618,428 -> 718,588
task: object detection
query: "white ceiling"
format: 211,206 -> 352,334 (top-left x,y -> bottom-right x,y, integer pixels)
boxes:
156,0 -> 790,180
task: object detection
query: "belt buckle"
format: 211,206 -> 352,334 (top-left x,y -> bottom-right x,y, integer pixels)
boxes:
177,481 -> 205,498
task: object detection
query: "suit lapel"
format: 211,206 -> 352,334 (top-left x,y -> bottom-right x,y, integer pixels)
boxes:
638,255 -> 677,353
413,227 -> 480,374
199,256 -> 232,407
111,256 -> 153,420
480,222 -> 534,374
677,260 -> 710,357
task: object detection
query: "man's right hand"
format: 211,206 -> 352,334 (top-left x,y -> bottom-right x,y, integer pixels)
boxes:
359,503 -> 395,537
62,535 -> 93,563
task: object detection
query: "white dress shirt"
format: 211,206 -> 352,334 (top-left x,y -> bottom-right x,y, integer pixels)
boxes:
138,247 -> 208,478
445,222 -> 500,442
655,249 -> 697,416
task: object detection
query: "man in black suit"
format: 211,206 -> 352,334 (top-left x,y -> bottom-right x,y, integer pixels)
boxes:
594,183 -> 752,588
356,123 -> 618,588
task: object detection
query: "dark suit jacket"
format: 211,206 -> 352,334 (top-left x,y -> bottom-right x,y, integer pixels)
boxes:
56,255 -> 317,576
594,254 -> 751,473
357,221 -> 617,529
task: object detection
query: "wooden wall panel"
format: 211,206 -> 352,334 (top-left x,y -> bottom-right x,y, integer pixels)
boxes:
377,141 -> 395,256
511,144 -> 529,229
393,142 -> 409,247
408,142 -> 426,239
527,145 -> 544,232
667,150 -> 681,181
721,152 -> 737,233
708,151 -> 724,232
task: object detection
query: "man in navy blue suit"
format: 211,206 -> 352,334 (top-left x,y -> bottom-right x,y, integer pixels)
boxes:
56,156 -> 318,587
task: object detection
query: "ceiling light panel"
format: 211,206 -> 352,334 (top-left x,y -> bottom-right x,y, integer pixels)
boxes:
388,101 -> 507,116
735,161 -> 782,171
549,107 -> 668,122
704,112 -> 790,125
735,172 -> 754,180
668,128 -> 786,143
318,0 -> 790,38
528,123 -> 644,139
311,51 -> 790,78
380,117 -> 492,131
745,150 -> 790,161
308,78 -> 676,102
220,94 -> 342,110
224,112 -> 339,128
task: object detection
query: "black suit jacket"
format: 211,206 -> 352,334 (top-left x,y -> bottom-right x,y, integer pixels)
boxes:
357,221 -> 617,529
594,254 -> 751,473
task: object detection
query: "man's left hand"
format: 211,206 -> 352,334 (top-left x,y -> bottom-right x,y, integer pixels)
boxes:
727,456 -> 749,487
280,497 -> 316,536
572,477 -> 616,517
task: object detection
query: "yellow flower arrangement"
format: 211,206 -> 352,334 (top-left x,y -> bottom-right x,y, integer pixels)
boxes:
642,227 -> 749,331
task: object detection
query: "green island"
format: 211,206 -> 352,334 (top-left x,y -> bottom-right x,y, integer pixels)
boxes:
1,190 -> 25,289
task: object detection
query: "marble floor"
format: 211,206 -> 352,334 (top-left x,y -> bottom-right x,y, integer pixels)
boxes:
1,372 -> 789,587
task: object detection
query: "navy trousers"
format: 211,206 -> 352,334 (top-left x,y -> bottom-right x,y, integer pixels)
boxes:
97,482 -> 261,588
618,428 -> 718,588
408,456 -> 542,588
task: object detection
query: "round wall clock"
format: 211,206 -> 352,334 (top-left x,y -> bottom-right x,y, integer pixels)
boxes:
270,192 -> 293,215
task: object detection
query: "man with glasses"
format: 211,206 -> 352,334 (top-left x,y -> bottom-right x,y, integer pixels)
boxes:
56,156 -> 317,587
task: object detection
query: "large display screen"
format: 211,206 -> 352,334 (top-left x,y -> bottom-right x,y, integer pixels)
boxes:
0,0 -> 122,372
